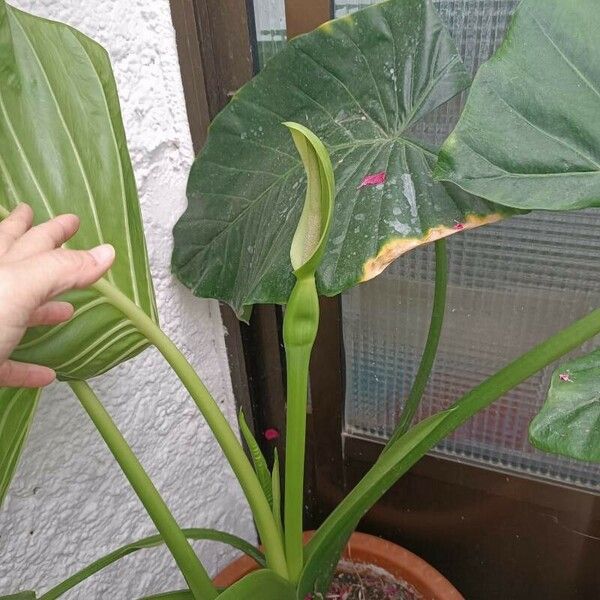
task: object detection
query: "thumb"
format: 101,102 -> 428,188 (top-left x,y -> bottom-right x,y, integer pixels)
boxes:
16,244 -> 115,305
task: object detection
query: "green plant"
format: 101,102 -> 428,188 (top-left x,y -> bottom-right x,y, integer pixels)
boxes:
1,0 -> 599,598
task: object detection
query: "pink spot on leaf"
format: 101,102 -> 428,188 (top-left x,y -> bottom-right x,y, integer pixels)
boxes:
264,428 -> 280,441
358,171 -> 386,189
559,372 -> 573,383
453,220 -> 465,230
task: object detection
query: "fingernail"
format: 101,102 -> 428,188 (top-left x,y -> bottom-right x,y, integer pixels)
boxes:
89,243 -> 115,266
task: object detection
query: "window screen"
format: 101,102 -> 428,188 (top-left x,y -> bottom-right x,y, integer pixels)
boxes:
339,0 -> 600,490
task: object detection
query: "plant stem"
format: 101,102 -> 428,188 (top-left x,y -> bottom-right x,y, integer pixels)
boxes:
68,381 -> 217,600
384,239 -> 448,450
283,275 -> 320,582
93,279 -> 288,579
283,343 -> 312,580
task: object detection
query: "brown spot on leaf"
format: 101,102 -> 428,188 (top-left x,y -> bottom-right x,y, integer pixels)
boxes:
361,213 -> 504,282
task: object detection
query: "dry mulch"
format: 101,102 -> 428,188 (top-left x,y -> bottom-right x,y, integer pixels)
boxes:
305,560 -> 423,600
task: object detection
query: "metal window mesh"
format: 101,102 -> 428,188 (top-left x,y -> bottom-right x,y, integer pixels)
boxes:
337,0 -> 600,490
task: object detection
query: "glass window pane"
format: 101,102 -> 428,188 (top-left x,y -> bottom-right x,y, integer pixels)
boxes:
339,1 -> 600,490
252,0 -> 288,68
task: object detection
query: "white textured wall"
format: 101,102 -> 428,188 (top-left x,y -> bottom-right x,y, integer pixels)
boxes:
0,1 -> 255,597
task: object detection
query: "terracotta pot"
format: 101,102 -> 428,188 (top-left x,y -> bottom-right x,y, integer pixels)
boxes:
214,531 -> 464,600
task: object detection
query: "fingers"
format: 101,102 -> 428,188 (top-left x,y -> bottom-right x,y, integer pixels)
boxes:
28,301 -> 74,326
0,204 -> 33,256
14,244 -> 115,306
0,359 -> 56,388
4,213 -> 80,262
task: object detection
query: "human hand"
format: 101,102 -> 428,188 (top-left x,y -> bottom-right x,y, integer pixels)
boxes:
0,204 -> 115,388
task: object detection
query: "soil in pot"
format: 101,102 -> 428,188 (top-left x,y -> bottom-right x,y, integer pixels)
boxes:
306,559 -> 422,600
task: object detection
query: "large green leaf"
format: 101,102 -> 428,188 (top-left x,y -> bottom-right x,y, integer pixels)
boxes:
0,387 -> 39,507
173,0 -> 515,317
0,1 -> 157,379
435,0 -> 600,211
529,349 -> 600,463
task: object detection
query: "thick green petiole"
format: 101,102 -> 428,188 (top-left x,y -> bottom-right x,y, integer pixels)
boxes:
93,279 -> 288,579
384,239 -> 448,450
68,381 -> 218,600
283,275 -> 319,582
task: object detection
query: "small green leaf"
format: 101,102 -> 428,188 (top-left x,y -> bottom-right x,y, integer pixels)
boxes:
0,593 -> 36,599
530,349 -> 600,463
238,410 -> 273,508
271,449 -> 283,540
435,0 -> 600,211
0,387 -> 40,508
216,570 -> 295,599
40,528 -> 265,600
137,592 -> 192,600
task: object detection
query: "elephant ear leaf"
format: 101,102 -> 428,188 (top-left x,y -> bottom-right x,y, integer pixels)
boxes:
529,349 -> 600,463
0,2 -> 157,381
172,0 -> 516,318
0,387 -> 40,508
435,0 -> 600,211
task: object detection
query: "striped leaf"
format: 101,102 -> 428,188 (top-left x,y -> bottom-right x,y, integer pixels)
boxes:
0,3 -> 157,510
0,387 -> 39,507
0,1 -> 157,381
